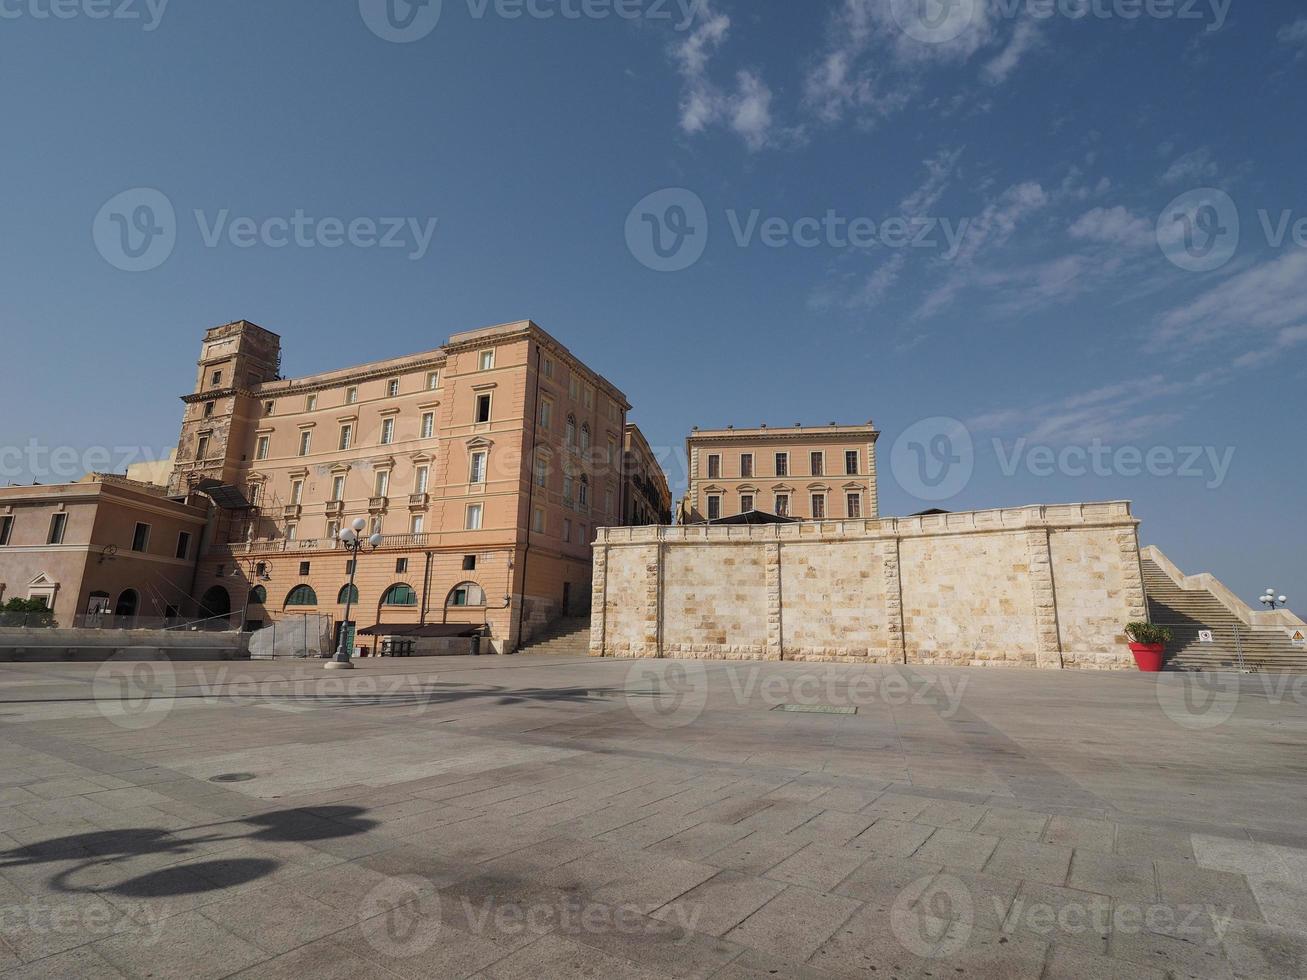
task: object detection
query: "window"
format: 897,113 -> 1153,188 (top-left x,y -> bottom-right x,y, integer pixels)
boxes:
396,558 -> 408,574
339,424 -> 353,450
248,586 -> 267,605
707,454 -> 721,479
465,503 -> 483,530
426,371 -> 439,390
707,495 -> 722,521
604,489 -> 614,516
565,415 -> 577,448
469,450 -> 487,484
775,494 -> 790,517
299,561 -> 311,576
741,494 -> 754,513
332,475 -> 346,501
846,493 -> 862,519
336,584 -> 358,605
775,453 -> 789,477
579,475 -> 589,508
382,584 -> 418,607
475,393 -> 492,424
287,523 -> 298,541
255,436 -> 270,460
479,350 -> 495,371
203,401 -> 215,418
374,470 -> 390,498
286,585 -> 318,607
845,450 -> 859,475
811,494 -> 827,520
420,412 -> 434,439
176,531 -> 191,559
0,516 -> 12,546
264,401 -> 274,416
540,398 -> 553,430
346,387 -> 359,405
290,479 -> 304,504
386,379 -> 400,398
607,438 -> 617,466
578,523 -> 587,543
380,418 -> 395,445
542,356 -> 553,378
463,554 -> 477,571
568,376 -> 579,400
410,515 -> 424,534
563,518 -> 572,542
533,507 -> 545,533
47,513 -> 67,545
563,471 -> 574,503
131,522 -> 150,553
448,582 -> 485,607
196,435 -> 210,460
345,560 -> 356,575
298,431 -> 312,456
306,395 -> 317,411
211,370 -> 223,386
811,452 -> 824,476
580,424 -> 591,452
414,466 -> 429,494
534,454 -> 548,488
741,454 -> 754,478
584,386 -> 593,409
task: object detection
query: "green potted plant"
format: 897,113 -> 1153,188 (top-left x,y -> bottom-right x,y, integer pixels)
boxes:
1125,622 -> 1172,672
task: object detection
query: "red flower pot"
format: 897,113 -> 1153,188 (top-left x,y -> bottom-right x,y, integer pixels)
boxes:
1129,642 -> 1165,672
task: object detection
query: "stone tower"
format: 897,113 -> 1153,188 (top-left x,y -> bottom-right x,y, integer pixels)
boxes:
168,321 -> 282,495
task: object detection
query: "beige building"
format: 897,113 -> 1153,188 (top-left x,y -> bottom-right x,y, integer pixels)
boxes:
170,318 -> 651,652
623,424 -> 673,527
680,422 -> 880,524
0,475 -> 210,626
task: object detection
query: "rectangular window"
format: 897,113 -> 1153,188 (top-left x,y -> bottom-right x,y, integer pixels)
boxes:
414,466 -> 429,494
707,454 -> 721,479
374,471 -> 389,497
543,357 -> 553,378
583,386 -> 593,409
534,455 -> 548,488
298,431 -> 312,456
469,451 -> 487,484
211,370 -> 222,386
846,493 -> 862,519
533,507 -> 545,533
563,518 -> 572,542
426,371 -> 439,390
812,494 -> 827,520
287,523 -> 298,541
475,393 -> 492,424
290,480 -> 304,504
463,554 -> 477,571
568,376 -> 579,400
203,401 -> 215,418
196,435 -> 210,460
605,489 -> 614,516
607,438 -> 617,466
466,503 -> 483,530
396,558 -> 409,574
845,450 -> 859,475
811,452 -> 824,476
775,452 -> 789,477
131,522 -> 150,553
410,515 -> 424,534
0,516 -> 12,546
345,559 -> 356,575
479,350 -> 495,371
707,495 -> 721,521
387,379 -> 400,398
339,424 -> 353,450
775,494 -> 790,517
741,453 -> 754,478
420,412 -> 434,439
346,387 -> 358,405
740,494 -> 754,513
380,418 -> 395,445
255,435 -> 270,460
306,395 -> 317,411
264,401 -> 274,416
578,523 -> 587,544
299,561 -> 310,576
47,513 -> 67,545
332,475 -> 346,501
540,399 -> 553,430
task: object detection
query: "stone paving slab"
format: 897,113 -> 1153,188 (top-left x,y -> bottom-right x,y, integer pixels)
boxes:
1,656 -> 1306,977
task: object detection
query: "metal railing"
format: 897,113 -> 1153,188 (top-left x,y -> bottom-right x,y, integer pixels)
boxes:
1153,621 -> 1250,672
0,612 -> 58,629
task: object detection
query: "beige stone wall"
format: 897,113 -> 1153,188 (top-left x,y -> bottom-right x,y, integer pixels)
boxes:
591,502 -> 1143,670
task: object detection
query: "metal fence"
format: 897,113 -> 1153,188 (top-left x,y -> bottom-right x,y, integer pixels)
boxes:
248,614 -> 335,660
1153,622 -> 1250,671
0,612 -> 242,632
0,612 -> 57,629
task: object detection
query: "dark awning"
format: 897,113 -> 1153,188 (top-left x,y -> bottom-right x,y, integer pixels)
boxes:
357,624 -> 484,638
195,480 -> 252,510
697,509 -> 800,526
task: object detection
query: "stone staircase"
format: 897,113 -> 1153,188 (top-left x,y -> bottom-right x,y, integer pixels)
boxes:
515,616 -> 592,657
1141,558 -> 1307,672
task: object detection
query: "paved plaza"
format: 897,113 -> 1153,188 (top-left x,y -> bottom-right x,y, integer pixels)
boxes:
1,656 -> 1306,978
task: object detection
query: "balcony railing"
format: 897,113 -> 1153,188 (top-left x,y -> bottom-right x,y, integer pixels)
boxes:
369,496 -> 389,512
324,500 -> 344,517
283,504 -> 302,520
213,532 -> 440,555
409,492 -> 430,509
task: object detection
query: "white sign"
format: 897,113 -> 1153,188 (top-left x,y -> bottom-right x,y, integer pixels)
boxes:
1198,630 -> 1215,644
1290,629 -> 1306,646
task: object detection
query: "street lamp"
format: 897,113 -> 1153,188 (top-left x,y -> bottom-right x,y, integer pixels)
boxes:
1260,588 -> 1289,611
327,518 -> 383,670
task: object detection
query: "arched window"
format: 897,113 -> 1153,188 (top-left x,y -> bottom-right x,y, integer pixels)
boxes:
579,475 -> 590,507
580,423 -> 591,452
381,583 -> 418,607
565,415 -> 577,448
446,582 -> 486,607
248,586 -> 267,605
115,590 -> 139,618
285,585 -> 318,607
337,584 -> 359,605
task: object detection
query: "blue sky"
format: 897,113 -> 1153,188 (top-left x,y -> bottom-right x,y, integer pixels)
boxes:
1,0 -> 1303,607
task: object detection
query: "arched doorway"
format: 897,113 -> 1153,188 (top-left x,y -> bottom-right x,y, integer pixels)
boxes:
114,589 -> 139,619
199,586 -> 232,625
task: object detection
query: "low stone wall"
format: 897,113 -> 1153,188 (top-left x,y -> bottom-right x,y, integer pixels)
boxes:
0,628 -> 249,663
589,501 -> 1147,670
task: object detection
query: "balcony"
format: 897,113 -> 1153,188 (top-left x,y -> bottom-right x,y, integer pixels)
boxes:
211,531 -> 438,556
324,500 -> 344,517
282,504 -> 302,520
408,492 -> 430,510
368,496 -> 389,513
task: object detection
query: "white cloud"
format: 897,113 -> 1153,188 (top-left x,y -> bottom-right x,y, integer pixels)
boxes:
983,18 -> 1044,85
1161,148 -> 1219,186
1156,251 -> 1307,345
1068,206 -> 1154,249
1278,18 -> 1307,58
1232,324 -> 1307,369
671,1 -> 775,150
900,147 -> 963,216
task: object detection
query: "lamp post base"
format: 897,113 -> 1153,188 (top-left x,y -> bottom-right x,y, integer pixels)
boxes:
324,660 -> 355,670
